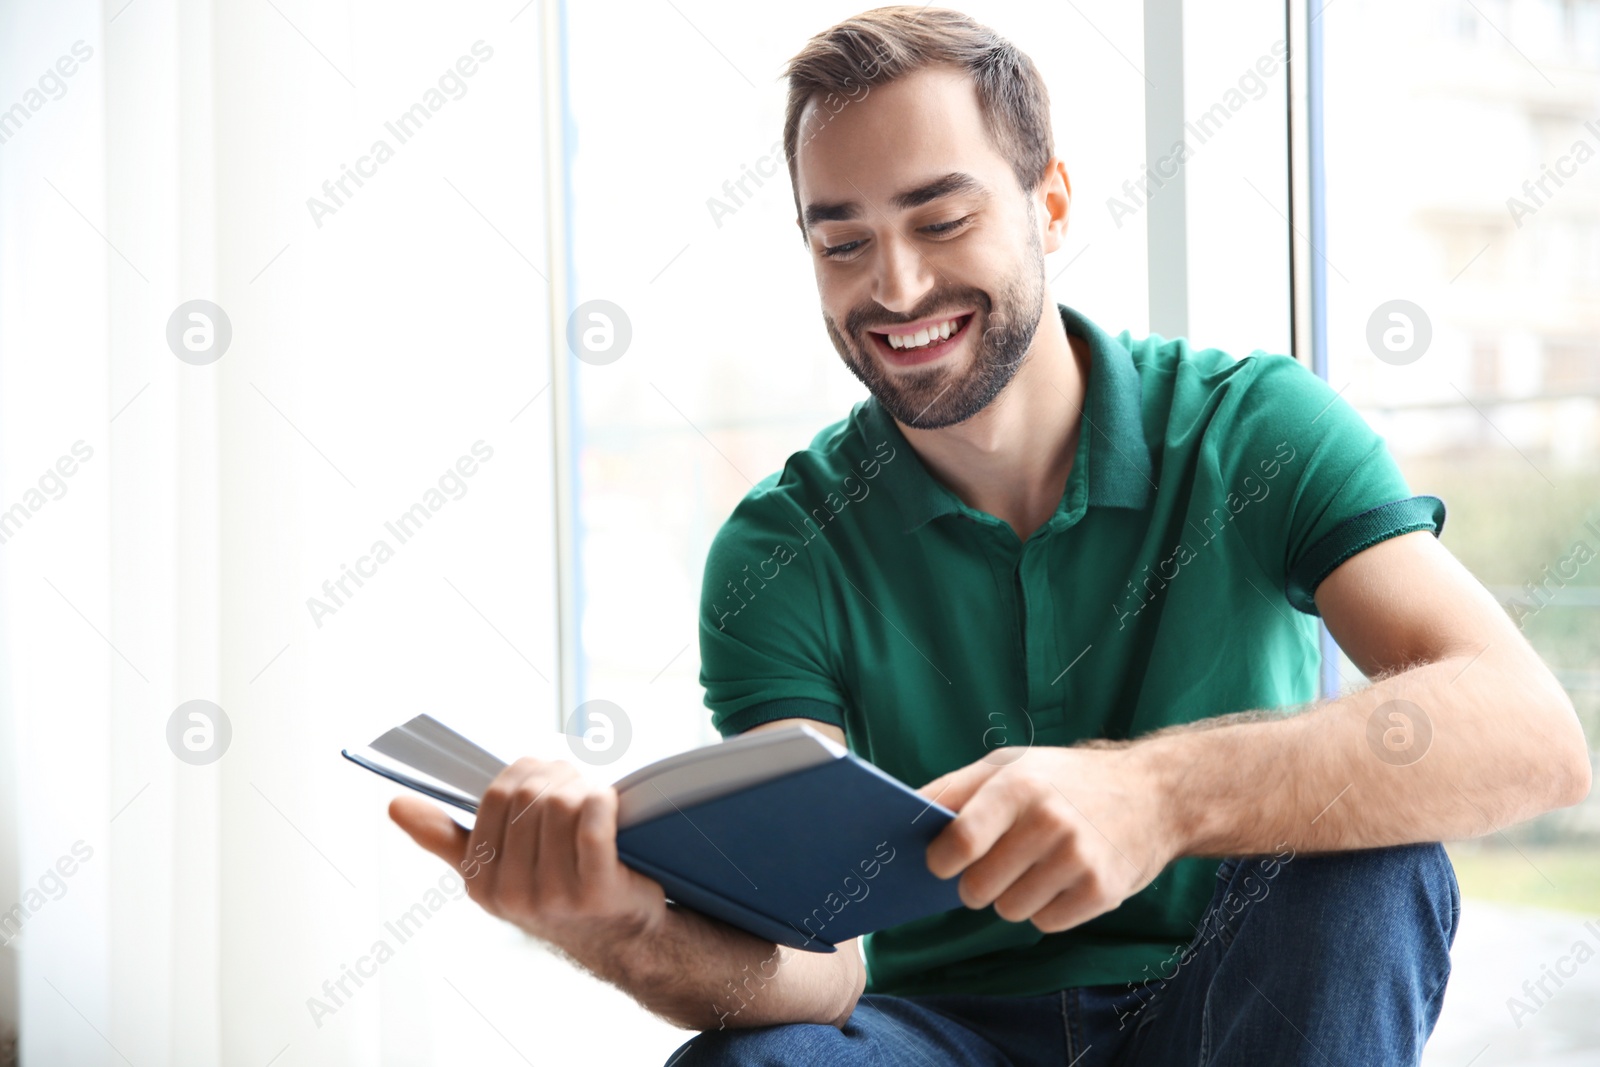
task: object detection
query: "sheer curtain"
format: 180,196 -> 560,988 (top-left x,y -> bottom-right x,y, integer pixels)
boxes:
0,1 -> 608,1063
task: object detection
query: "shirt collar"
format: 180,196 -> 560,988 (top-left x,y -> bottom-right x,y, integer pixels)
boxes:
861,302 -> 1154,534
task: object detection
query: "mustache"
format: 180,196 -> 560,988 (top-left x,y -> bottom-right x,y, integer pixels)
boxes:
845,289 -> 991,337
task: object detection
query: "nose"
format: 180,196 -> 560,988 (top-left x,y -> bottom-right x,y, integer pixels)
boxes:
870,229 -> 937,315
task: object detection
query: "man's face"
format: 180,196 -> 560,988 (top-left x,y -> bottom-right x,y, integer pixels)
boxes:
794,65 -> 1049,429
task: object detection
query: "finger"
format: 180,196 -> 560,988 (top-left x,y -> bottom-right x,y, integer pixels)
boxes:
574,787 -> 621,888
577,789 -> 666,905
536,781 -> 589,902
469,758 -> 545,898
505,762 -> 573,828
925,776 -> 1023,881
917,759 -> 999,812
992,852 -> 1090,924
496,771 -> 558,908
955,809 -> 1064,909
389,795 -> 469,868
1028,880 -> 1112,934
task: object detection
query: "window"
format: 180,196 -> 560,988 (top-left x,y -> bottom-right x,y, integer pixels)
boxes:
1325,2 -> 1600,1060
2,1 -> 1590,1062
563,0 -> 1166,772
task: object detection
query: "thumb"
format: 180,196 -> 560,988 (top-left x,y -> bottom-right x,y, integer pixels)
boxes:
389,795 -> 470,868
917,759 -> 1000,814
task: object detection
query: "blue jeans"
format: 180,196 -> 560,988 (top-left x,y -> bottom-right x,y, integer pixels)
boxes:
667,842 -> 1459,1066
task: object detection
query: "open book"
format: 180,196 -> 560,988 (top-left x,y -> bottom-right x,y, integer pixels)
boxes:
343,715 -> 964,951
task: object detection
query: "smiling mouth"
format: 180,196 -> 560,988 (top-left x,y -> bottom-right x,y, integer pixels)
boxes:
866,312 -> 975,366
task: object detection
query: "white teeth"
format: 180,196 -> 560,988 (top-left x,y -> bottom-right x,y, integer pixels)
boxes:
885,316 -> 961,351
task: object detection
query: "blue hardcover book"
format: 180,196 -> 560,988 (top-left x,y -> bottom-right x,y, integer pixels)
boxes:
343,716 -> 964,951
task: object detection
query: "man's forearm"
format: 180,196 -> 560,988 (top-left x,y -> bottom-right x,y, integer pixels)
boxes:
568,902 -> 864,1032
1132,647 -> 1590,858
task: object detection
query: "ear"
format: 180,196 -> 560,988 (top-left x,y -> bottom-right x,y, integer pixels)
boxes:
1038,158 -> 1072,255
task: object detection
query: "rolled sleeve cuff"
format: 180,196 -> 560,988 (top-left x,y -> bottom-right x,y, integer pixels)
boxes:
1286,494 -> 1447,616
715,697 -> 846,738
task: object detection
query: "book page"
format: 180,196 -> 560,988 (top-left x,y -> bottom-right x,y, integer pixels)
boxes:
613,724 -> 845,828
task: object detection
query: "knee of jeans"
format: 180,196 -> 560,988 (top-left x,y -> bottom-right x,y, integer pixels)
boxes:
1357,842 -> 1455,911
664,1023 -> 815,1067
1277,841 -> 1459,944
1395,841 -> 1460,945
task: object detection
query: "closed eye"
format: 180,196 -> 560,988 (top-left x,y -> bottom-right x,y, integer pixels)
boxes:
818,215 -> 974,260
924,215 -> 974,236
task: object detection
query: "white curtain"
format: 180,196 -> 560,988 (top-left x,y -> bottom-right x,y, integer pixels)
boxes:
0,1 -> 686,1063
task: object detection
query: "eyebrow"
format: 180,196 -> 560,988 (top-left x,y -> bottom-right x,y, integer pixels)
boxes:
802,172 -> 988,229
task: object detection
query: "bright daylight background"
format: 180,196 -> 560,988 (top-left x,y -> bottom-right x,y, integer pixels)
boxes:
0,0 -> 1594,1064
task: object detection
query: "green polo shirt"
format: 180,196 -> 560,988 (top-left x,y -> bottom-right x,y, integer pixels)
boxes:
697,302 -> 1445,997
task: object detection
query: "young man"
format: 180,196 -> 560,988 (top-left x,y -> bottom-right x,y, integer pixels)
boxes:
391,8 -> 1591,1064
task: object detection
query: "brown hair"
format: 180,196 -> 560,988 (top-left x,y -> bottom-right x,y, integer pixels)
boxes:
782,6 -> 1053,223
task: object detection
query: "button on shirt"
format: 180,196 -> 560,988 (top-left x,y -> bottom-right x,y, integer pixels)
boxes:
698,302 -> 1445,997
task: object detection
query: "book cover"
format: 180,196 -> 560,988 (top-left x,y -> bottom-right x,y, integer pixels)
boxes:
344,716 -> 965,951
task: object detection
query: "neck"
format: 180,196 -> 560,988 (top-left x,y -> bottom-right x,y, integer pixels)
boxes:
896,303 -> 1088,543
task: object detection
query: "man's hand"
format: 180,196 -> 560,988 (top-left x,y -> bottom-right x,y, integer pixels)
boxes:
388,737 -> 867,1032
918,746 -> 1178,933
389,758 -> 667,957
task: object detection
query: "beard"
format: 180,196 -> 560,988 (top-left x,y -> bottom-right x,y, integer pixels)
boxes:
822,225 -> 1047,430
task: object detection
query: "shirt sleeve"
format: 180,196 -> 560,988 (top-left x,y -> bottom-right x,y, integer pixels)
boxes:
1202,352 -> 1445,616
698,485 -> 847,737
